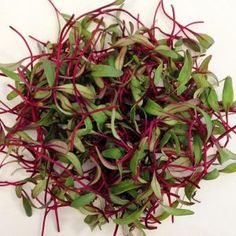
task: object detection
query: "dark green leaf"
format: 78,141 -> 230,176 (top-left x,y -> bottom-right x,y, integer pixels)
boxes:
0,66 -> 21,82
71,193 -> 96,208
32,179 -> 47,198
177,51 -> 193,95
22,196 -> 32,217
113,207 -> 145,225
151,175 -> 162,200
91,64 -> 123,78
196,33 -> 214,49
203,169 -> 219,180
222,76 -> 234,111
42,59 -> 56,87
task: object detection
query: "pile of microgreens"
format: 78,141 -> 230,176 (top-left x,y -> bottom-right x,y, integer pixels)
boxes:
0,0 -> 236,236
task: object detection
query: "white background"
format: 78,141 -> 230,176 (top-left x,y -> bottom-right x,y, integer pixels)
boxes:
0,0 -> 236,236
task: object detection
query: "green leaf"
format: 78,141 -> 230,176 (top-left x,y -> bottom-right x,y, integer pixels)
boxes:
115,46 -> 127,70
203,169 -> 219,180
160,131 -> 171,148
218,148 -> 236,164
0,66 -> 21,82
22,196 -> 32,217
207,88 -> 219,112
161,204 -> 194,216
185,183 -> 196,201
42,59 -> 56,87
144,99 -> 163,116
32,179 -> 47,198
102,148 -> 122,160
15,185 -> 22,198
199,55 -> 212,72
63,152 -> 83,176
154,45 -> 181,59
198,108 -> 213,141
222,76 -> 234,111
154,62 -> 163,86
71,193 -> 96,208
182,38 -> 201,52
196,33 -> 214,49
156,201 -> 179,221
58,84 -> 96,99
130,137 -> 148,175
149,126 -> 160,152
110,193 -> 129,206
192,74 -> 209,89
111,107 -> 121,140
151,175 -> 162,200
91,64 -> 123,78
193,135 -> 202,164
220,163 -> 236,173
131,34 -> 154,48
113,207 -> 145,225
177,51 -> 193,95
65,177 -> 74,187
110,180 -> 141,195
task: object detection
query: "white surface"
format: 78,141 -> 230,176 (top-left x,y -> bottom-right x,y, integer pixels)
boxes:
0,1 -> 236,236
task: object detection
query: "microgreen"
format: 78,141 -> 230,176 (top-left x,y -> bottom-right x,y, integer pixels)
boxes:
0,1 -> 236,236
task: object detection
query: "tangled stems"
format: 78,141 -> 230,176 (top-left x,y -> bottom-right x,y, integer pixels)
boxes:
0,0 -> 236,236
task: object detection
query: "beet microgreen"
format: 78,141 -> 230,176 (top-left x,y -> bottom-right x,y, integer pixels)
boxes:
0,0 -> 236,236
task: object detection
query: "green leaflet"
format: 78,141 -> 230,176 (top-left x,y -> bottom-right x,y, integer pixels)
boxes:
113,206 -> 145,225
156,201 -> 179,221
91,64 -> 123,77
111,107 -> 121,140
110,180 -> 141,195
185,183 -> 196,201
130,137 -> 148,175
154,62 -> 163,86
177,51 -> 193,95
86,103 -> 107,127
222,76 -> 234,111
207,88 -> 219,112
42,59 -> 56,87
154,45 -> 181,59
193,134 -> 202,164
218,147 -> 236,164
203,169 -> 219,180
71,193 -> 96,208
102,148 -> 123,160
160,131 -> 171,148
32,179 -> 47,198
58,84 -> 96,99
196,33 -> 214,49
198,108 -> 213,141
182,38 -> 201,52
62,152 -> 83,176
110,193 -> 129,206
220,163 -> 236,173
199,55 -> 212,72
161,204 -> 194,216
144,99 -> 163,116
149,126 -> 160,152
0,66 -> 22,82
151,175 -> 162,200
192,74 -> 209,89
22,196 -> 33,217
115,47 -> 127,70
